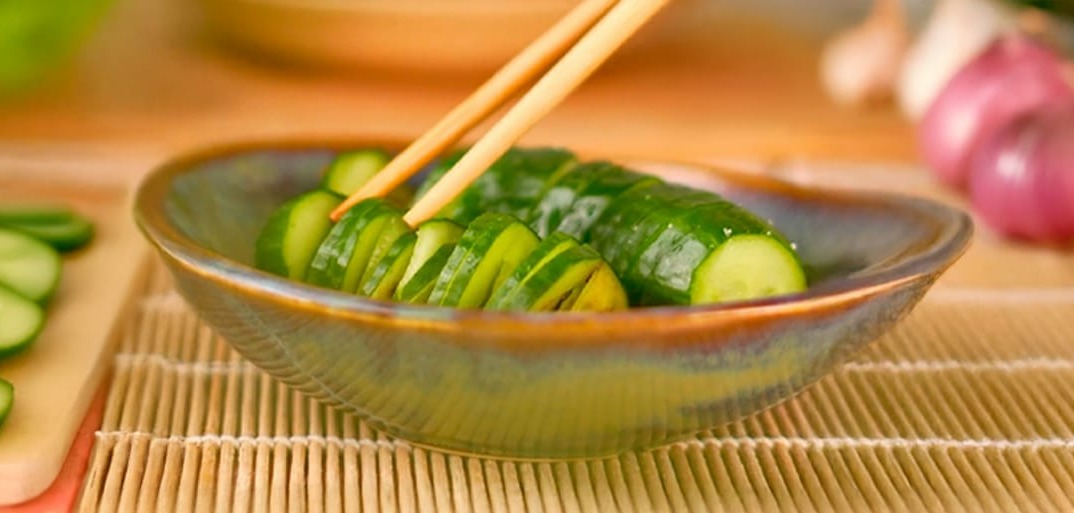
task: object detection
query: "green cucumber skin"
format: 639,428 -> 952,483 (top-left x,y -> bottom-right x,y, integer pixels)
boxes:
0,206 -> 95,252
400,219 -> 464,288
306,199 -> 403,292
254,190 -> 342,281
490,242 -> 604,312
487,231 -> 579,309
0,283 -> 45,360
416,147 -> 577,224
0,378 -> 12,429
527,161 -> 660,240
429,213 -> 540,308
360,231 -> 417,300
0,228 -> 62,304
359,217 -> 411,287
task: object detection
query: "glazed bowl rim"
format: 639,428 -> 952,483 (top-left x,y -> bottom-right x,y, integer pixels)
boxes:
133,138 -> 973,340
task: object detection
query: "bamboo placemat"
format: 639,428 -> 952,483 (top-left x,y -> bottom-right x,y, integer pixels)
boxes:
73,256 -> 1074,513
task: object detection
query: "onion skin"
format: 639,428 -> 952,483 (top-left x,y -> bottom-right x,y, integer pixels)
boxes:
970,104 -> 1074,243
919,34 -> 1074,189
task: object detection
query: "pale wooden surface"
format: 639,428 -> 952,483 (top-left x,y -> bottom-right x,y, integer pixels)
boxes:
0,173 -> 146,506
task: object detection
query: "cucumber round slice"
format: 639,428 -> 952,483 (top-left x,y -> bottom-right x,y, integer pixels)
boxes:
559,263 -> 628,312
395,244 -> 456,304
0,228 -> 62,304
0,285 -> 45,359
359,216 -> 410,288
487,231 -> 580,309
321,149 -> 391,196
692,234 -> 807,303
254,190 -> 342,280
429,213 -> 540,308
0,378 -> 12,429
360,232 -> 417,300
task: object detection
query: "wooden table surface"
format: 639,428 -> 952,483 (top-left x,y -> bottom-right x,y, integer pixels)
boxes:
0,0 -> 918,179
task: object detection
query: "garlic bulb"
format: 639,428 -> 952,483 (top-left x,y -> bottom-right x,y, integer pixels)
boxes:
819,0 -> 911,107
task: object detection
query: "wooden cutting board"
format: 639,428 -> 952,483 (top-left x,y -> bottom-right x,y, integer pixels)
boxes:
0,173 -> 147,505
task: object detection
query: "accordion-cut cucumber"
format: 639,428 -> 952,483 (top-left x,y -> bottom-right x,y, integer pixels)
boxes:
0,285 -> 45,359
559,264 -> 628,311
592,182 -> 805,305
0,378 -> 11,429
429,213 -> 540,308
0,206 -> 95,252
488,232 -> 626,312
395,244 -> 456,304
417,148 -> 577,224
360,232 -> 417,300
255,190 -> 341,280
401,219 -> 464,286
0,228 -> 62,304
306,199 -> 405,292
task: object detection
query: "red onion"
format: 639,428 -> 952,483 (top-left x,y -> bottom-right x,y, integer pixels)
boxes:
918,34 -> 1074,189
970,104 -> 1074,243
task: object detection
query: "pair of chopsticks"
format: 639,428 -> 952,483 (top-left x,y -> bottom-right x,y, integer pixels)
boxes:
329,0 -> 670,226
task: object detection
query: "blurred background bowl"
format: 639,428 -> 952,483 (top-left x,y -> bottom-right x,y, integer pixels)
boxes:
133,140 -> 971,458
192,0 -> 685,76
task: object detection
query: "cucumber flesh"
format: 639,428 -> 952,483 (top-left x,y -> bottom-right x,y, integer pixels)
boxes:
395,244 -> 456,304
429,213 -> 540,308
306,199 -> 402,292
691,234 -> 807,304
402,219 -> 464,286
0,228 -> 62,304
0,285 -> 45,359
490,245 -> 603,312
359,216 -> 410,287
321,149 -> 391,196
254,190 -> 341,280
0,378 -> 11,429
360,232 -> 417,300
487,232 -> 580,309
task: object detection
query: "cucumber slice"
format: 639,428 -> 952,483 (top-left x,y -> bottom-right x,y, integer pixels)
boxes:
0,378 -> 11,429
0,284 -> 45,359
0,228 -> 62,303
306,199 -> 405,292
395,244 -> 456,304
429,213 -> 540,308
321,149 -> 391,196
0,205 -> 95,252
487,232 -> 581,309
359,232 -> 417,300
254,190 -> 342,280
417,147 -> 577,224
691,234 -> 807,303
359,216 -> 410,288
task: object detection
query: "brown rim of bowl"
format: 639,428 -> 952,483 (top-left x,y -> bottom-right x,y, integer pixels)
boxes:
133,137 -> 974,349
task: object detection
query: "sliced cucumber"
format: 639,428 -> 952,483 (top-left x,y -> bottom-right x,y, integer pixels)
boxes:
417,147 -> 577,224
0,378 -> 11,429
489,233 -> 627,313
429,213 -> 540,308
254,190 -> 342,280
306,199 -> 404,292
592,182 -> 806,305
0,205 -> 95,252
0,284 -> 45,359
321,149 -> 391,196
0,228 -> 62,304
559,264 -> 628,312
527,161 -> 659,239
401,219 -> 463,286
359,215 -> 411,287
395,244 -> 456,304
359,232 -> 417,300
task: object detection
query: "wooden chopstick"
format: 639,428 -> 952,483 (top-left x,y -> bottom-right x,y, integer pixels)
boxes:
404,0 -> 668,226
329,0 -> 619,222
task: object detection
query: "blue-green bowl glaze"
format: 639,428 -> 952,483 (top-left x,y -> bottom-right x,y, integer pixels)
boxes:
134,140 -> 972,458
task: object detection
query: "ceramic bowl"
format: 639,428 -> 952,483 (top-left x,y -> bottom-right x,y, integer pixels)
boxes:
133,140 -> 972,458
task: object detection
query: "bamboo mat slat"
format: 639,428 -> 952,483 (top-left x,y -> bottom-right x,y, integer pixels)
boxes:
74,259 -> 1074,513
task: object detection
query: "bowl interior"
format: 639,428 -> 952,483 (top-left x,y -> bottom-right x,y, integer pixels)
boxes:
160,146 -> 968,300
